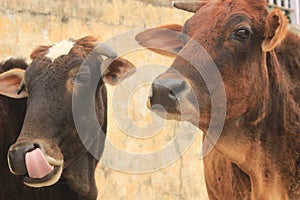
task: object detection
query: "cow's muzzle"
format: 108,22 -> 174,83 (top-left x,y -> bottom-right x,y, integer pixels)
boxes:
8,142 -> 63,188
149,75 -> 187,114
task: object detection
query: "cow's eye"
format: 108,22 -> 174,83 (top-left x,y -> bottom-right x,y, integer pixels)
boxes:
72,73 -> 90,84
231,27 -> 251,41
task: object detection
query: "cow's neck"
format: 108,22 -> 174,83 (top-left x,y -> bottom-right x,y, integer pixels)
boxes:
239,50 -> 299,199
0,98 -> 26,199
264,50 -> 300,131
240,50 -> 300,131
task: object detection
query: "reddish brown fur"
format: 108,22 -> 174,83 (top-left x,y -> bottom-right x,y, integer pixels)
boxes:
137,0 -> 300,199
71,36 -> 98,57
30,45 -> 51,60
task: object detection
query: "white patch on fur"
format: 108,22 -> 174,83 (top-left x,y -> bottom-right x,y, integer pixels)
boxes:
46,40 -> 75,62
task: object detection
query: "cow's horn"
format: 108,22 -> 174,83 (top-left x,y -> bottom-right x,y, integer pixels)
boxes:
172,1 -> 208,13
94,43 -> 118,58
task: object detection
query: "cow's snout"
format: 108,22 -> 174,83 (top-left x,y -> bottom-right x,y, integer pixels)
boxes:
8,143 -> 40,175
149,77 -> 187,111
8,140 -> 64,187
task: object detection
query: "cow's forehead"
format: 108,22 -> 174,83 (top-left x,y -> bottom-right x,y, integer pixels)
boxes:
46,39 -> 75,62
186,0 -> 267,33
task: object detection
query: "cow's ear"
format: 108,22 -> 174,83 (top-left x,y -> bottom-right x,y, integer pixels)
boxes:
262,9 -> 288,52
0,69 -> 28,98
102,57 -> 136,86
135,24 -> 184,57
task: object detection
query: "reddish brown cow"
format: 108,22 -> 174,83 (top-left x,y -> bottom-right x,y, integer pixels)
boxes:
136,0 -> 300,199
0,36 -> 135,200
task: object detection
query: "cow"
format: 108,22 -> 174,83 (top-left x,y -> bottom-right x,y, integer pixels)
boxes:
0,58 -> 28,200
0,36 -> 136,200
0,59 -> 78,200
136,0 -> 300,199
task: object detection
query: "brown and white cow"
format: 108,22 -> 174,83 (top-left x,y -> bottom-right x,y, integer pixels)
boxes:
0,36 -> 135,200
136,0 -> 300,199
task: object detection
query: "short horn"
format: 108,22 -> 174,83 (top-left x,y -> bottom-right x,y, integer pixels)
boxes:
94,43 -> 118,58
172,1 -> 208,13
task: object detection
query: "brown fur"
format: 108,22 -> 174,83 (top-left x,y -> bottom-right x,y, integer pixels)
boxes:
1,36 -> 135,200
137,0 -> 300,199
0,58 -> 80,199
15,37 -> 104,200
0,58 -> 27,200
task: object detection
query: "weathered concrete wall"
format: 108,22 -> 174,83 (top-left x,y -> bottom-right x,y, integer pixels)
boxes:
0,0 -> 193,59
0,0 -> 209,200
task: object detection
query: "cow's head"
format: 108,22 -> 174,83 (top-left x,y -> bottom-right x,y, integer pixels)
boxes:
136,0 -> 288,129
0,36 -> 135,198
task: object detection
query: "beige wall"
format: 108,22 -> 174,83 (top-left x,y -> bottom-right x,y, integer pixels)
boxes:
0,0 -> 193,59
0,0 -> 209,199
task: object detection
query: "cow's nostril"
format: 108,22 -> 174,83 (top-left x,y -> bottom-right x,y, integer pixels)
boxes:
22,143 -> 39,154
168,79 -> 187,100
33,143 -> 41,150
8,143 -> 41,175
171,80 -> 187,94
168,90 -> 177,100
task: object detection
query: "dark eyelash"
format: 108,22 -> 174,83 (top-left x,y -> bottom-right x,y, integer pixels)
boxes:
230,26 -> 252,41
17,79 -> 25,95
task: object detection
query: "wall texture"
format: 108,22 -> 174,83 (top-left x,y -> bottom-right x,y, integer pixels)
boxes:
0,0 -> 193,59
0,0 -> 209,200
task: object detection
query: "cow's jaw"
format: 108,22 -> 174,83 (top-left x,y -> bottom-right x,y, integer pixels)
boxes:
7,146 -> 64,188
24,163 -> 63,188
23,154 -> 63,188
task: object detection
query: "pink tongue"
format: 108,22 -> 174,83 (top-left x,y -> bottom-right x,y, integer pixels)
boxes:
25,148 -> 54,179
